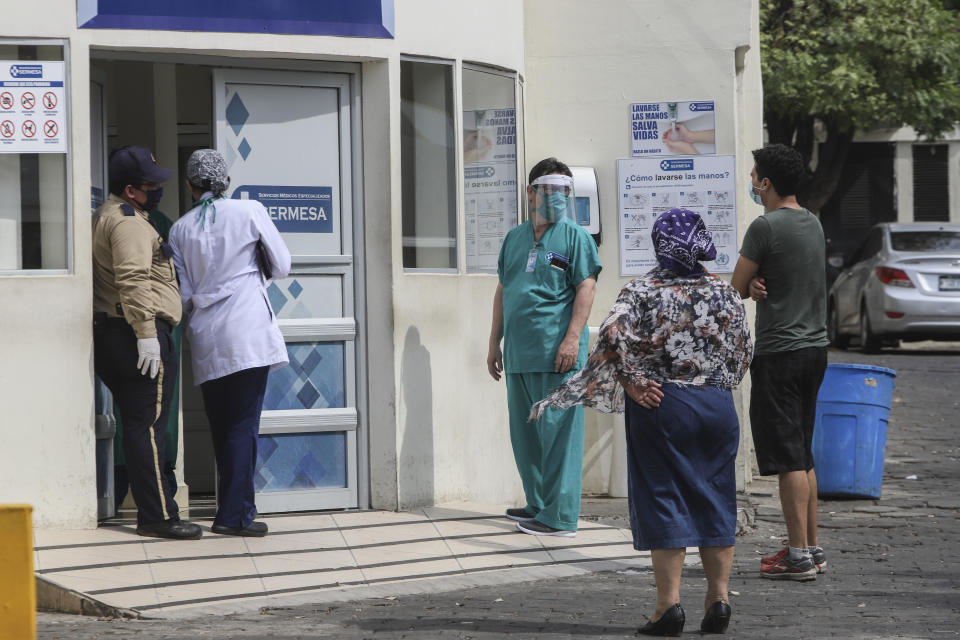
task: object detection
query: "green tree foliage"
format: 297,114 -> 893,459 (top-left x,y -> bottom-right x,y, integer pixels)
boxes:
761,0 -> 960,212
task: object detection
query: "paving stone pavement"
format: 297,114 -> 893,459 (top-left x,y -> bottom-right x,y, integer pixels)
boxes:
37,344 -> 960,639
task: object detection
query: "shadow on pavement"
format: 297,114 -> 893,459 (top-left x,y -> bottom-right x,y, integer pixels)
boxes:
347,617 -> 639,636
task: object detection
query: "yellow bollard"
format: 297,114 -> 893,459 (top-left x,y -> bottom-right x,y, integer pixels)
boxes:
0,505 -> 36,640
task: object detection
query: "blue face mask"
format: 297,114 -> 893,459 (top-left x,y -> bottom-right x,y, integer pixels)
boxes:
538,192 -> 568,221
747,182 -> 763,206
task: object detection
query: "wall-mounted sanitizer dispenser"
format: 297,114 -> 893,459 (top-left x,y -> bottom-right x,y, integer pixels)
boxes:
571,166 -> 601,243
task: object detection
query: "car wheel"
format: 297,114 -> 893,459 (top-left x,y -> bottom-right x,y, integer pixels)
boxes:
860,303 -> 881,354
828,302 -> 849,349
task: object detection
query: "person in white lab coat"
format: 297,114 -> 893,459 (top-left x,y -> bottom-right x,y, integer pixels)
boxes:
169,149 -> 291,537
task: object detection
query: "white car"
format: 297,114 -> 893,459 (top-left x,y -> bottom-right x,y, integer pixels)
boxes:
828,223 -> 960,352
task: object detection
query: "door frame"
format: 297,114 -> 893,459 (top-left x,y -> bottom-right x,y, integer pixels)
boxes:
89,50 -> 369,510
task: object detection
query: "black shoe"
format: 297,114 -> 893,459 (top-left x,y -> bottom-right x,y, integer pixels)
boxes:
637,603 -> 684,637
211,521 -> 269,537
505,507 -> 536,522
516,520 -> 576,537
136,518 -> 202,540
700,600 -> 731,633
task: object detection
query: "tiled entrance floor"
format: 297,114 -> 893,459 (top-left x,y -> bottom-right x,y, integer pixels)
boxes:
35,503 -> 653,618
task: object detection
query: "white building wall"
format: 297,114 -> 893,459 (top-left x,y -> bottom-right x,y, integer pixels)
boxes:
523,0 -> 763,494
0,18 -> 97,526
1,0 -> 762,525
0,0 -> 527,524
389,2 -> 527,509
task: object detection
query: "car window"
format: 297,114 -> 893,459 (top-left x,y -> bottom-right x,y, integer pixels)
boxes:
890,231 -> 960,252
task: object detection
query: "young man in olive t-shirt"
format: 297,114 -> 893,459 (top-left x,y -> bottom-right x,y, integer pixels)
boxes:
732,144 -> 828,581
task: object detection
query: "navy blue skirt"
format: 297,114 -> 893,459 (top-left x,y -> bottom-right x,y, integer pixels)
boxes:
625,384 -> 739,550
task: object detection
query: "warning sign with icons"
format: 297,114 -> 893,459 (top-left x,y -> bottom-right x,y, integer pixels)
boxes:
0,61 -> 66,153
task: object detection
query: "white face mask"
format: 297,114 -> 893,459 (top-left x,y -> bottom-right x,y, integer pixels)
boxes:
747,181 -> 764,206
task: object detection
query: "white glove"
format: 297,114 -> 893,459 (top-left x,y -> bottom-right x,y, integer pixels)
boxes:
136,337 -> 162,379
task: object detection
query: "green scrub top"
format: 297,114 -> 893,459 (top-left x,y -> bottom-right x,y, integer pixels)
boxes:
498,217 -> 602,373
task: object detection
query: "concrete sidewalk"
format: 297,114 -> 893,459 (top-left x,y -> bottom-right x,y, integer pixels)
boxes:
37,345 -> 960,637
34,503 -> 653,619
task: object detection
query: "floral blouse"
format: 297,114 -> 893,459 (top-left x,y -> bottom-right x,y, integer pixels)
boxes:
530,267 -> 753,420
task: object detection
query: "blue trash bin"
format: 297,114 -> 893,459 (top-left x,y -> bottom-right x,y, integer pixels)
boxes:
812,363 -> 897,499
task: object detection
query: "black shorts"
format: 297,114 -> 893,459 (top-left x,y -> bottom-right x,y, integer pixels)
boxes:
749,346 -> 828,476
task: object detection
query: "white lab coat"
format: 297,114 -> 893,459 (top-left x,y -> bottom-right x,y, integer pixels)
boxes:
169,193 -> 292,385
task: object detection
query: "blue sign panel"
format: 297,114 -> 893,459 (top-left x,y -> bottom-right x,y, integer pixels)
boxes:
233,185 -> 334,234
659,159 -> 695,172
77,0 -> 395,38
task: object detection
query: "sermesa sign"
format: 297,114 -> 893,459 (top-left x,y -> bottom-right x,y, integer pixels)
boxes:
9,65 -> 43,78
659,159 -> 695,172
232,185 -> 334,234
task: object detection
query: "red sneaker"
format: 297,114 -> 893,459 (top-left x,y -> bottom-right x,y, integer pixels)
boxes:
762,543 -> 827,574
760,553 -> 817,580
761,545 -> 788,567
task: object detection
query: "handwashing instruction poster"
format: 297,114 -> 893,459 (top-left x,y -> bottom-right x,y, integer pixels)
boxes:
463,107 -> 518,273
617,155 -> 737,276
630,100 -> 716,157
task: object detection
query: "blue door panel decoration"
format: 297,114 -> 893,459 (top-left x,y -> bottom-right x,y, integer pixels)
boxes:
263,342 -> 345,411
255,432 -> 347,492
267,276 -> 343,320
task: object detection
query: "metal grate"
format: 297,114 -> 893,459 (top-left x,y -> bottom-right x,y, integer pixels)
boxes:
912,144 -> 949,222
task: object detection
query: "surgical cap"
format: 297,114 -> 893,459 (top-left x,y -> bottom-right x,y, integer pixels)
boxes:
186,149 -> 229,196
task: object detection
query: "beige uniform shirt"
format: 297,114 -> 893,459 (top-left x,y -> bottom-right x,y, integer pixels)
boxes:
92,194 -> 181,338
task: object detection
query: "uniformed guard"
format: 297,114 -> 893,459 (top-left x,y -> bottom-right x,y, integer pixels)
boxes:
92,146 -> 201,539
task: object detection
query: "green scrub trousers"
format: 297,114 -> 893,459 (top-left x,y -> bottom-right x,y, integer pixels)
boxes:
506,370 -> 585,531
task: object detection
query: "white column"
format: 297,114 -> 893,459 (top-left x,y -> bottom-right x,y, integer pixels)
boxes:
152,63 -> 179,219
894,141 -> 913,223
731,0 -> 764,491
152,62 -> 189,511
949,142 -> 960,223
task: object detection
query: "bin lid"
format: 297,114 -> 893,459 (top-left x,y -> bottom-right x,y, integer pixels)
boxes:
826,363 -> 896,378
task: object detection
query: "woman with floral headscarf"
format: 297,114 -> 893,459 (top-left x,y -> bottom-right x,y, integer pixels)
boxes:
531,208 -> 752,636
168,149 -> 291,538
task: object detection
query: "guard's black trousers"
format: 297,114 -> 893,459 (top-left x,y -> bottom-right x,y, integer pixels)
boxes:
94,316 -> 180,525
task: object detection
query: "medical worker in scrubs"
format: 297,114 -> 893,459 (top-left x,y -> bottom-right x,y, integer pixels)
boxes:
169,149 -> 291,537
486,157 -> 602,537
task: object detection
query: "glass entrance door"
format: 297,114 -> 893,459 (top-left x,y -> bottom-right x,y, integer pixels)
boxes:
213,69 -> 359,512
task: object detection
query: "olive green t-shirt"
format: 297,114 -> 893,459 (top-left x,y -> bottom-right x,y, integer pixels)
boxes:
740,207 -> 829,355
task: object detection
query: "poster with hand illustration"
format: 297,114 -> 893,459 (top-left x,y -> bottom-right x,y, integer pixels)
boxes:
630,100 -> 716,157
463,108 -> 518,273
617,155 -> 736,275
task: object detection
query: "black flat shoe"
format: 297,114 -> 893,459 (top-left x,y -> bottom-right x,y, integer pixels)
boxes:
700,600 -> 732,633
136,518 -> 202,540
211,521 -> 268,537
637,603 -> 684,637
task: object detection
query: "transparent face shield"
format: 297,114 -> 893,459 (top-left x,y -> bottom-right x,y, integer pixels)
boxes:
530,174 -> 575,222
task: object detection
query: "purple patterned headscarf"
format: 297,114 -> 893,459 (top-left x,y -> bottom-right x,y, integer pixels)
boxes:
651,208 -> 717,276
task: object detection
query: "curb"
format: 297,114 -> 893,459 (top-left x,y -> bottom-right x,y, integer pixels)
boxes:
36,575 -> 141,619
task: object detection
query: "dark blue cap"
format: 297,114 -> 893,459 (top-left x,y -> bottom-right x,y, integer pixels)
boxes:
108,146 -> 174,186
